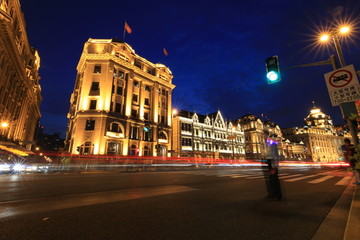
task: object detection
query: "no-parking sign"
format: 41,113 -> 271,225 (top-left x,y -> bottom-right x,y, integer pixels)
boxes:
324,64 -> 360,106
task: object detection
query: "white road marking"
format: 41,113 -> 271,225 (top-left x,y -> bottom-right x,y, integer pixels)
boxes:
308,175 -> 334,184
0,185 -> 196,219
335,176 -> 352,185
285,175 -> 318,182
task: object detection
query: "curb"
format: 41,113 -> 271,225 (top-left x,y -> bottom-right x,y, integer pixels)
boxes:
343,183 -> 360,240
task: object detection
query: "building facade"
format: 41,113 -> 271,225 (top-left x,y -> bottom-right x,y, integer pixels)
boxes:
0,0 -> 42,149
172,110 -> 246,159
65,39 -> 175,156
238,115 -> 283,160
282,105 -> 348,162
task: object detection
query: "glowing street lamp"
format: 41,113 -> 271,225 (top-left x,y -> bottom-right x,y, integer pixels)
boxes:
318,25 -> 352,67
1,122 -> 9,128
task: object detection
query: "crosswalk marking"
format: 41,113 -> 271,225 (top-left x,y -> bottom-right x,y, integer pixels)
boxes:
246,175 -> 266,179
308,175 -> 334,184
279,174 -> 303,179
230,175 -> 250,178
182,171 -> 349,186
285,174 -> 318,182
335,176 -> 352,185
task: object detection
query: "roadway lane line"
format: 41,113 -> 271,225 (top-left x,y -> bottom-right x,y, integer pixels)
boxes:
335,176 -> 352,185
0,185 -> 196,219
308,176 -> 334,184
285,175 -> 318,182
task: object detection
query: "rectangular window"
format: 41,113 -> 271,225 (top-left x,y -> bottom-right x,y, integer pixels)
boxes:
144,112 -> 149,120
94,65 -> 101,73
117,86 -> 123,95
131,126 -> 138,139
90,82 -> 99,91
145,85 -> 151,92
118,71 -> 124,79
132,94 -> 138,102
144,98 -> 150,106
131,109 -> 138,117
85,120 -> 95,131
134,60 -> 142,69
115,103 -> 121,113
161,115 -> 165,124
133,81 -> 139,87
89,100 -> 97,110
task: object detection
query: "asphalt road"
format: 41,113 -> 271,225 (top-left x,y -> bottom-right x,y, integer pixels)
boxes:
0,167 -> 353,240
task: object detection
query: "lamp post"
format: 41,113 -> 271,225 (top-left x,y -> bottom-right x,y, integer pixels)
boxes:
319,25 -> 359,145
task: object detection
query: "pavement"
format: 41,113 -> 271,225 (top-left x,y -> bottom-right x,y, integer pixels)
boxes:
343,180 -> 360,240
311,175 -> 360,240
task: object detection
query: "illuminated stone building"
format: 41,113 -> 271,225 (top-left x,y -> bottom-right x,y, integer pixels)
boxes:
65,39 -> 175,156
282,105 -> 347,162
0,0 -> 41,149
172,110 -> 246,159
239,115 -> 283,160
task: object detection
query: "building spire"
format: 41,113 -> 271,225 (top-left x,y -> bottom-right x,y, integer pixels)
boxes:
312,101 -> 316,108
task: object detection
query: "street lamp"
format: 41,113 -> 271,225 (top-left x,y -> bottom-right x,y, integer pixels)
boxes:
318,24 -> 352,67
318,24 -> 359,145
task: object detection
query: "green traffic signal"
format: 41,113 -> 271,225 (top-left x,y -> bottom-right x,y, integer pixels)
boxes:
265,56 -> 281,84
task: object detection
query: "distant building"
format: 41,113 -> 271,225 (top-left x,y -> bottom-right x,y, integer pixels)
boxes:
238,115 -> 283,160
171,110 -> 246,159
65,39 -> 175,156
0,0 -> 42,150
282,105 -> 348,162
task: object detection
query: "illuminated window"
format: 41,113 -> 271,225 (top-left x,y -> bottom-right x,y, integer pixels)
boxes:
89,100 -> 97,110
94,65 -> 101,73
85,120 -> 95,130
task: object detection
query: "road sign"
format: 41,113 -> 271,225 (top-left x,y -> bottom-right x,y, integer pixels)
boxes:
324,65 -> 360,106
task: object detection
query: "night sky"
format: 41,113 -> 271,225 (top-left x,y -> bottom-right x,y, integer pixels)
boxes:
20,0 -> 360,137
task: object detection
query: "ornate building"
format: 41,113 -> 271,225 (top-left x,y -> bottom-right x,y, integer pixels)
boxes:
0,0 -> 42,149
239,115 -> 283,160
172,110 -> 246,159
282,105 -> 348,162
65,39 -> 175,156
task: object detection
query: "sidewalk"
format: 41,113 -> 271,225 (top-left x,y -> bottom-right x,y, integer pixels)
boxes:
344,183 -> 360,240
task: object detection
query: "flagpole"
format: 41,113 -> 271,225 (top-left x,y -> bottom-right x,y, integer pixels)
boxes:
123,21 -> 126,41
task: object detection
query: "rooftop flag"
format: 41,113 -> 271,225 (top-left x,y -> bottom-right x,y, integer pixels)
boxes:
163,48 -> 168,56
124,22 -> 132,34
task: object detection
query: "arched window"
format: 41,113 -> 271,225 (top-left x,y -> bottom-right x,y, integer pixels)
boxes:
109,122 -> 123,133
159,131 -> 167,140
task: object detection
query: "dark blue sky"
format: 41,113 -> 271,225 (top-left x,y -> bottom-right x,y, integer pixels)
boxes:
21,0 -> 360,136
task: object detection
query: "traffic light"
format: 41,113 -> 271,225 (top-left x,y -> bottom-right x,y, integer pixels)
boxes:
265,56 -> 281,84
143,121 -> 151,132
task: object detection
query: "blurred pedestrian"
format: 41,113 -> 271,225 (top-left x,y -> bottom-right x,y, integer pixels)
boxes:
343,138 -> 360,185
263,133 -> 282,200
